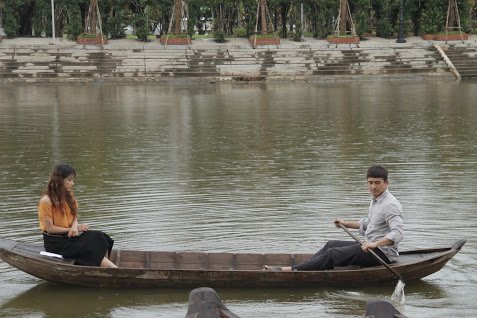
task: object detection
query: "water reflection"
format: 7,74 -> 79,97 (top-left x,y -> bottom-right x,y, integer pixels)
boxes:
0,283 -> 190,317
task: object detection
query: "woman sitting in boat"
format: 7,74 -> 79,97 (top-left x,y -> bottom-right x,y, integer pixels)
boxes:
38,164 -> 117,268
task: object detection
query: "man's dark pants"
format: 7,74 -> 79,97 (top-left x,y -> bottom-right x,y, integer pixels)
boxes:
291,240 -> 391,271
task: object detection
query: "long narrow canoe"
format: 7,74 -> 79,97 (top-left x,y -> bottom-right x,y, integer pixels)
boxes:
0,237 -> 466,288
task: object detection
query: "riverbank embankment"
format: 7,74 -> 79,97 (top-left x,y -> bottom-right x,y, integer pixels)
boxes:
1,35 -> 476,83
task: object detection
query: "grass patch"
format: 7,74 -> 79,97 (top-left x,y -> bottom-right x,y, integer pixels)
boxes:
164,34 -> 190,38
126,35 -> 156,40
327,34 -> 357,38
249,34 -> 278,39
192,34 -> 213,39
435,31 -> 467,35
78,34 -> 107,39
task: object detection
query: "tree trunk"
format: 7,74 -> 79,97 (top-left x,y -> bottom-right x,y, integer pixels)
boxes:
260,0 -> 267,35
289,8 -> 294,33
448,1 -> 455,30
280,4 -> 288,38
80,2 -> 88,31
340,0 -> 346,35
19,2 -> 35,36
219,3 -> 224,30
174,0 -> 181,35
311,4 -> 318,38
274,7 -> 278,32
90,0 -> 97,35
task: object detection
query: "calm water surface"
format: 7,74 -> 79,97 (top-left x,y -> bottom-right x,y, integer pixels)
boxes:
0,81 -> 476,317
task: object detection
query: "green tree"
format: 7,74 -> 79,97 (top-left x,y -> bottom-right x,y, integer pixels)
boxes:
64,5 -> 83,39
457,0 -> 473,33
313,0 -> 338,38
150,0 -> 174,35
2,2 -> 20,37
276,0 -> 291,38
371,0 -> 393,37
420,0 -> 445,34
1,0 -> 35,37
241,0 -> 258,36
100,0 -> 130,38
353,0 -> 369,39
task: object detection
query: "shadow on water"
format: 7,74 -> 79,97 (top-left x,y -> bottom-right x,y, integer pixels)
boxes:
0,279 -> 447,318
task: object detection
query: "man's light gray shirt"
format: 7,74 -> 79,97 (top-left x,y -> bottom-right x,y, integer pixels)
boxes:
358,189 -> 404,262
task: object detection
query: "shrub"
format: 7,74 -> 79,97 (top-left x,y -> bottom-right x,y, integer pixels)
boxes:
233,27 -> 247,38
187,18 -> 195,38
376,17 -> 394,38
246,22 -> 255,38
213,29 -> 226,43
134,16 -> 149,42
293,21 -> 303,41
105,14 -> 127,39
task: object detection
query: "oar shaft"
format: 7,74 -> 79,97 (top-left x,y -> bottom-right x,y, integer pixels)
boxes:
338,223 -> 404,282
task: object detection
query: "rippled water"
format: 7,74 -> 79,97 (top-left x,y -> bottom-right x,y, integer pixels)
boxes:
0,81 -> 476,317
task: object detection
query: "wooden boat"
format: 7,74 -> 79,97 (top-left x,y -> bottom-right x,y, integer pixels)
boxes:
0,237 -> 466,288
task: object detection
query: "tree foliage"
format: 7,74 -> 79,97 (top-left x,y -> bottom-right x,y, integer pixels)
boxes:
0,0 -> 475,39
420,0 -> 446,34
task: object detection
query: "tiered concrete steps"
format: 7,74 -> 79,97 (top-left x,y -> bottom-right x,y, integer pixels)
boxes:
310,47 -> 450,76
443,45 -> 477,79
0,45 -> 452,82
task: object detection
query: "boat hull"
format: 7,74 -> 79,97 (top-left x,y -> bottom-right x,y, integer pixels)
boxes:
0,238 -> 466,288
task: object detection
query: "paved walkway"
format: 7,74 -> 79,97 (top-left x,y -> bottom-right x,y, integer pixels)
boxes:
1,35 -> 477,50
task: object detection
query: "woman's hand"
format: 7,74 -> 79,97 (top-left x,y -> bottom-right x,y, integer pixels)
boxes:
68,225 -> 79,238
77,224 -> 89,232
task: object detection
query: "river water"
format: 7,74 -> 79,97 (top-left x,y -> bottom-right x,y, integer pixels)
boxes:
0,80 -> 476,317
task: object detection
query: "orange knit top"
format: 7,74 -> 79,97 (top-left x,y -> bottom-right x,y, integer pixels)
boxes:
38,200 -> 78,232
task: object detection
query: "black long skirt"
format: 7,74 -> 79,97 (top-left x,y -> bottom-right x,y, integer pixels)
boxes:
43,230 -> 114,266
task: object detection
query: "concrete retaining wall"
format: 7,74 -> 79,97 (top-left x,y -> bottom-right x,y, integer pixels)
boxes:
0,44 -> 454,83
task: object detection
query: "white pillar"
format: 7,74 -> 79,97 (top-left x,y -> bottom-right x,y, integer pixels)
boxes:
301,3 -> 304,39
51,0 -> 55,44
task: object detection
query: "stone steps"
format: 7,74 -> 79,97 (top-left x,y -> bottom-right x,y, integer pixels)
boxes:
0,45 -> 453,82
443,45 -> 477,78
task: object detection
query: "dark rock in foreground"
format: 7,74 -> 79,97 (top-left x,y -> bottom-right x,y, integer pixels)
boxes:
185,287 -> 240,318
364,299 -> 409,318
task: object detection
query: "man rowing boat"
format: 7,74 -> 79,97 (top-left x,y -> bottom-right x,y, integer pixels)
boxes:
265,165 -> 404,271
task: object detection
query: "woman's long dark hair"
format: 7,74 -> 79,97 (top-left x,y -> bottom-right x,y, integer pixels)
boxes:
42,164 -> 77,216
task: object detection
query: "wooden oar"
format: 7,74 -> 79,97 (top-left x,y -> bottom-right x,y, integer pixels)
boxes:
338,223 -> 404,282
